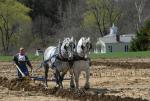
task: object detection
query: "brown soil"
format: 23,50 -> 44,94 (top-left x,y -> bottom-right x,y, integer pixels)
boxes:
91,59 -> 150,69
0,58 -> 150,101
0,76 -> 147,101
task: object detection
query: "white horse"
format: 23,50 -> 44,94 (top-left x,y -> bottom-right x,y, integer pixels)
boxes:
43,37 -> 75,88
70,37 -> 92,89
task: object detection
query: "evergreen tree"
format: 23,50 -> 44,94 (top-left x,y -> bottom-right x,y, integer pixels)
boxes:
131,20 -> 150,51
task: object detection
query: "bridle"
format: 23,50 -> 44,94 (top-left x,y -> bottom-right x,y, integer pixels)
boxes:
58,41 -> 75,61
80,42 -> 92,57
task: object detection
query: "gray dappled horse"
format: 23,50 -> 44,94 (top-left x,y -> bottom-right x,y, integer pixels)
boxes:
42,37 -> 75,88
70,37 -> 92,89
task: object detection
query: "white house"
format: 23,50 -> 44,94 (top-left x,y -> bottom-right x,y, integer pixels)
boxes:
95,24 -> 135,53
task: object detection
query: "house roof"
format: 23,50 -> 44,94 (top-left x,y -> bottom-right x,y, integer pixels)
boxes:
97,34 -> 135,44
97,24 -> 135,44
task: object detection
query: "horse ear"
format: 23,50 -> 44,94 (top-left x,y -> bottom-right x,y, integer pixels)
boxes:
82,37 -> 84,41
87,37 -> 90,41
71,37 -> 74,41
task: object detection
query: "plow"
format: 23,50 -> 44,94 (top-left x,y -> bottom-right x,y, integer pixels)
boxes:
15,64 -> 70,82
30,76 -> 70,82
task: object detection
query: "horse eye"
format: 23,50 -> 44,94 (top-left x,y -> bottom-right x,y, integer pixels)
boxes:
90,43 -> 92,49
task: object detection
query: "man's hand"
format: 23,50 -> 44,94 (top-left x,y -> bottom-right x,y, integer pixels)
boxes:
14,64 -> 26,77
30,66 -> 33,76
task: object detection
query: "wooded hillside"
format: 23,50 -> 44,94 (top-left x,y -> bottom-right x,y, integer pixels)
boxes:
0,0 -> 150,54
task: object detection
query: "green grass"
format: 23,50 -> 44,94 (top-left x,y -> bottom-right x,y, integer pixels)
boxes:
90,51 -> 150,59
1,51 -> 150,62
28,55 -> 43,61
0,56 -> 13,62
0,55 -> 43,62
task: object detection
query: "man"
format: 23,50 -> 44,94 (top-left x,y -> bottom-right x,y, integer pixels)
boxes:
13,47 -> 33,78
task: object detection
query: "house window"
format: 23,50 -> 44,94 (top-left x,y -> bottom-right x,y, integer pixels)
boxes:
125,45 -> 129,52
108,46 -> 112,52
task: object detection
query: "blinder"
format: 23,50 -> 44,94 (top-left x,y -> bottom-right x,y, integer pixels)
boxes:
81,45 -> 84,50
89,43 -> 92,50
64,45 -> 67,50
86,42 -> 92,50
73,43 -> 75,49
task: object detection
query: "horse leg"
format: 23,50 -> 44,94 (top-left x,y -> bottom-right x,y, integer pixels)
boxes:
69,69 -> 75,88
44,63 -> 49,88
74,71 -> 80,89
59,72 -> 66,88
54,69 -> 60,87
84,68 -> 90,90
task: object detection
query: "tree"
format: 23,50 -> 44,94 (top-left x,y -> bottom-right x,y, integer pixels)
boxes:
83,0 -> 122,37
131,20 -> 150,51
134,0 -> 150,31
0,0 -> 31,54
18,0 -> 60,47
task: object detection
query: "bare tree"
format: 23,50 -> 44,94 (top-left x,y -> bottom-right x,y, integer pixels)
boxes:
135,0 -> 145,31
134,0 -> 150,31
84,0 -> 122,37
0,15 -> 14,54
56,0 -> 86,40
0,0 -> 30,54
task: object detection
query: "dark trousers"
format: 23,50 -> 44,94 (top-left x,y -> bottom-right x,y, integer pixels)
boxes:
17,64 -> 29,78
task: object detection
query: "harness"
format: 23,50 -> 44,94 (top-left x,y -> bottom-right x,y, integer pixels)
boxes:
73,54 -> 91,66
73,54 -> 88,61
43,43 -> 73,69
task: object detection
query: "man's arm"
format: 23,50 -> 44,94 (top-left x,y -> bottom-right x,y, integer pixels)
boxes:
25,55 -> 33,69
13,54 -> 19,66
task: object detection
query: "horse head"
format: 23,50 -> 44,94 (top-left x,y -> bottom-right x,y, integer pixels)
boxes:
77,37 -> 92,58
60,37 -> 75,60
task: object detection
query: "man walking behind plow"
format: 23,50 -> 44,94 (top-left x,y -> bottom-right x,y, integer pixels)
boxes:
13,47 -> 33,79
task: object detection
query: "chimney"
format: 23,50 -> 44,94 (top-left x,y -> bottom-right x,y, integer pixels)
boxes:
116,34 -> 120,42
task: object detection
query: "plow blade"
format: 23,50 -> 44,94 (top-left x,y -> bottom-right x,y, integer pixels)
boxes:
30,76 -> 70,81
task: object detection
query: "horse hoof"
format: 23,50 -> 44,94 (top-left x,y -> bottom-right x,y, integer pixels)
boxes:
84,85 -> 90,90
55,84 -> 61,89
44,85 -> 48,89
44,86 -> 48,89
43,83 -> 48,89
70,85 -> 75,89
59,83 -> 63,88
54,86 -> 59,90
60,85 -> 63,88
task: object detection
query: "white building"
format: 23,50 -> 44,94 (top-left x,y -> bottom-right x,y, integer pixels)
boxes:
95,24 -> 135,53
35,49 -> 43,56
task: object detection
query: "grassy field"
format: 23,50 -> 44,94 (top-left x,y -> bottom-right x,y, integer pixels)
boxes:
90,51 -> 150,59
1,51 -> 150,62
